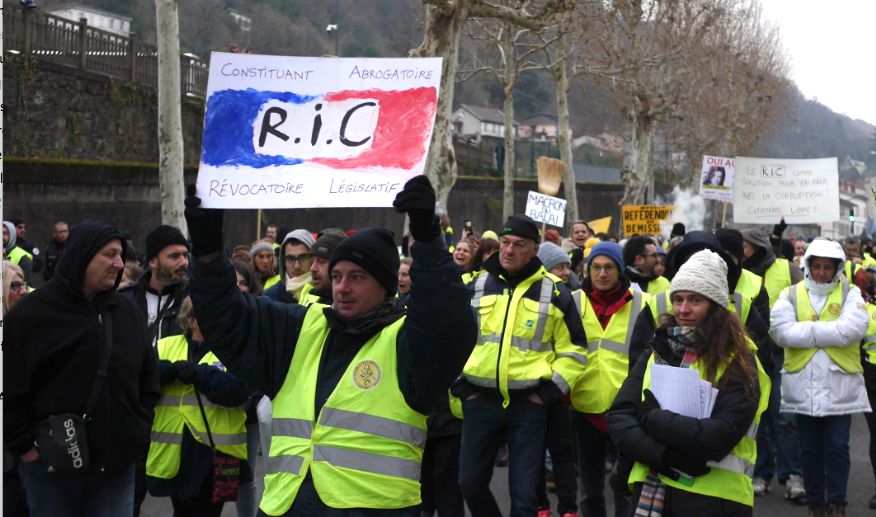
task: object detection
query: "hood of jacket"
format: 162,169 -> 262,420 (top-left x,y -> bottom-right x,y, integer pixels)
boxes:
668,231 -> 739,293
3,221 -> 17,254
56,220 -> 127,305
740,228 -> 776,276
802,239 -> 846,296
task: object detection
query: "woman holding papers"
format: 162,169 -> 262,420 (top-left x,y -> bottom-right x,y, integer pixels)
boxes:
607,250 -> 770,516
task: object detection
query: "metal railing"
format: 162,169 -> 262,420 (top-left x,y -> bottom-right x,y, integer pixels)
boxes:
4,2 -> 208,97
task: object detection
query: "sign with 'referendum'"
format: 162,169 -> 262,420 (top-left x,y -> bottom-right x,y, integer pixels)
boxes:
196,53 -> 443,208
622,205 -> 676,236
525,191 -> 567,228
733,157 -> 839,224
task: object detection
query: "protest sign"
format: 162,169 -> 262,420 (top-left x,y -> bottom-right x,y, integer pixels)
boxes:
699,155 -> 735,202
733,157 -> 839,224
622,205 -> 676,236
588,216 -> 612,234
197,53 -> 443,208
525,191 -> 567,228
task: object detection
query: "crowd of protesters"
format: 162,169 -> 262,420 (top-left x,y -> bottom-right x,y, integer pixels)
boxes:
5,185 -> 876,517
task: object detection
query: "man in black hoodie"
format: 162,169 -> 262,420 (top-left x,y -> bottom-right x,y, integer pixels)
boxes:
4,220 -> 161,515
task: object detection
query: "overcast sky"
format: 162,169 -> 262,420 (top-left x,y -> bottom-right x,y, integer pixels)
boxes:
760,0 -> 876,126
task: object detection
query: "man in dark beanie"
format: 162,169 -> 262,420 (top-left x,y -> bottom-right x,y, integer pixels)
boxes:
182,176 -> 477,515
453,214 -> 588,517
119,225 -> 190,345
299,231 -> 347,307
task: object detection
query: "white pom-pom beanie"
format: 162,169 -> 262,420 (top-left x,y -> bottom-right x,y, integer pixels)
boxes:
670,249 -> 729,308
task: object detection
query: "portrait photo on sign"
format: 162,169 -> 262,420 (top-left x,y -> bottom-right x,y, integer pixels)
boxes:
698,155 -> 735,202
702,166 -> 726,186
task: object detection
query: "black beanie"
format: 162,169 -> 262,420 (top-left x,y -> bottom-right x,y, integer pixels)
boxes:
329,228 -> 400,296
8,217 -> 24,227
500,215 -> 541,244
145,225 -> 189,263
311,231 -> 347,260
716,228 -> 744,263
671,222 -> 686,238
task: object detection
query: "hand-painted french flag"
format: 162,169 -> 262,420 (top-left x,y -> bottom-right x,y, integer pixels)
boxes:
201,87 -> 438,172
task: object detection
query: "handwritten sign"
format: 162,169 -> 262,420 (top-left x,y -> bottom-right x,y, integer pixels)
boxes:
525,191 -> 567,227
699,155 -> 735,202
197,53 -> 443,208
622,205 -> 676,236
733,157 -> 839,224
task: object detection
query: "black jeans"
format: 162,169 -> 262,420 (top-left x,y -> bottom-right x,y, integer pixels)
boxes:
864,359 -> 876,487
421,434 -> 465,517
571,411 -> 631,517
536,405 -> 578,515
170,472 -> 225,517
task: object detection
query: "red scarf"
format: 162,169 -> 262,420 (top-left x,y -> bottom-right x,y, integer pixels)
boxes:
586,281 -> 633,330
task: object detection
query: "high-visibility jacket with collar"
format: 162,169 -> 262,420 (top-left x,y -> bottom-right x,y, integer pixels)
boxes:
297,283 -> 322,307
570,287 -> 650,413
146,335 -> 247,479
646,276 -> 670,296
6,246 -> 33,265
649,289 -> 751,326
629,344 -> 770,507
783,277 -> 862,374
465,266 -> 588,408
261,304 -> 427,515
863,303 -> 876,364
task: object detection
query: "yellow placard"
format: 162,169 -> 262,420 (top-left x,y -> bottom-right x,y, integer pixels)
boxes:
587,216 -> 612,234
621,205 -> 676,236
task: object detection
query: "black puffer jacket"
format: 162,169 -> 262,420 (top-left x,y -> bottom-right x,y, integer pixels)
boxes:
607,332 -> 761,516
3,220 -> 161,477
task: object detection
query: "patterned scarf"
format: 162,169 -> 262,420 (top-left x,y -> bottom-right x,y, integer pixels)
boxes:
636,327 -> 700,516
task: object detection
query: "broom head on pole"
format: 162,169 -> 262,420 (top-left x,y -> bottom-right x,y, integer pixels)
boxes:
536,157 -> 566,197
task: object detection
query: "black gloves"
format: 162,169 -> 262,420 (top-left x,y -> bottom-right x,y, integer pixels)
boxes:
661,447 -> 711,478
184,183 -> 225,257
393,175 -> 441,243
637,389 -> 662,428
772,217 -> 788,239
169,360 -> 198,385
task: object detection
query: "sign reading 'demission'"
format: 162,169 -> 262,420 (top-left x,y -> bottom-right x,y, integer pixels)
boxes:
197,53 -> 443,208
621,205 -> 676,236
732,157 -> 839,224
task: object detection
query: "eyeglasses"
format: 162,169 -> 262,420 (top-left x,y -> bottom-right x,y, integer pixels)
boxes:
284,254 -> 312,264
11,281 -> 27,292
590,265 -> 617,273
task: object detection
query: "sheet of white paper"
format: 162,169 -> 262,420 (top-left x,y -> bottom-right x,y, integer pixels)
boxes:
649,364 -> 702,419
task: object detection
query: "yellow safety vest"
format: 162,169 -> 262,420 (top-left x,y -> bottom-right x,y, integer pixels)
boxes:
649,290 -> 751,327
783,278 -> 862,373
863,303 -> 876,364
6,246 -> 33,265
264,274 -> 281,290
272,242 -> 281,250
449,391 -> 463,419
570,288 -> 650,413
844,261 -> 863,283
647,276 -> 670,296
464,269 -> 584,408
629,346 -> 770,507
735,270 -> 763,302
297,283 -> 322,307
260,305 -> 427,515
146,335 -> 247,479
764,259 -> 792,308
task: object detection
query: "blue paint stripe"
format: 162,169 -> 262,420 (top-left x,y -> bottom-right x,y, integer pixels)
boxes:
201,89 -> 319,168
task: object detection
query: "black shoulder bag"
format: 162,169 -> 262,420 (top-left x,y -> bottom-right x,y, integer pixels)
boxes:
193,387 -> 241,503
147,295 -> 175,346
34,311 -> 113,474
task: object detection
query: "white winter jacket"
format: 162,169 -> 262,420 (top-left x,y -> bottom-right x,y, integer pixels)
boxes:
769,239 -> 871,416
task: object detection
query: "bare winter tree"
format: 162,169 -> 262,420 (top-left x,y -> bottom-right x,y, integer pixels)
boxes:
458,19 -> 558,220
409,0 -> 572,215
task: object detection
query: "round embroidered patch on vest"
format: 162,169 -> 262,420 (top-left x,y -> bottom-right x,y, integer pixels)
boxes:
352,360 -> 382,391
871,311 -> 876,322
828,303 -> 842,316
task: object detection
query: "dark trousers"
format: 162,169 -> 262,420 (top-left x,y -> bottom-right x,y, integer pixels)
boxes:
170,471 -> 225,517
18,460 -> 135,517
536,405 -> 578,515
421,434 -> 465,517
797,414 -> 852,506
753,353 -> 801,484
458,393 -> 548,517
863,360 -> 876,487
133,459 -> 147,517
571,411 -> 631,517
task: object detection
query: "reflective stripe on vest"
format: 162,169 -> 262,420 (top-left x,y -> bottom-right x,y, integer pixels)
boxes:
571,288 -> 649,413
260,305 -> 426,515
146,335 -> 247,479
863,303 -> 876,364
784,278 -> 861,373
464,269 -> 566,408
628,347 -> 770,507
764,259 -> 792,308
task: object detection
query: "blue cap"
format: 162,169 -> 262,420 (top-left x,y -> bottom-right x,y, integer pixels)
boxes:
587,241 -> 625,272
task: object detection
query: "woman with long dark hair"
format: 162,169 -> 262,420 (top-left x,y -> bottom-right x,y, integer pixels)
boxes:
608,250 -> 769,516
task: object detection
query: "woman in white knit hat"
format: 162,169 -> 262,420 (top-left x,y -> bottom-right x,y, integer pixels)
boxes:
607,249 -> 770,516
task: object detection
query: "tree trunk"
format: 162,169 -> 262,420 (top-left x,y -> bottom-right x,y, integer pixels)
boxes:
501,31 -> 517,222
155,0 -> 187,233
620,112 -> 654,207
410,4 -> 471,216
553,36 -> 578,231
